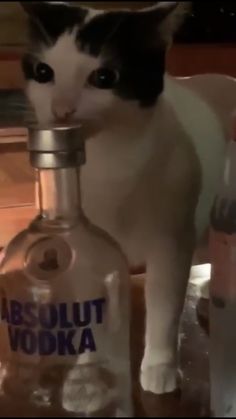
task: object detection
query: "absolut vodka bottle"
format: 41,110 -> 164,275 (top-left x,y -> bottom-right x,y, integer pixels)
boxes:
0,126 -> 132,417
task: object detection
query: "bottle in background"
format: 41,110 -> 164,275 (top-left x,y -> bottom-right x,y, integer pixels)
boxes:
210,115 -> 236,417
0,126 -> 132,417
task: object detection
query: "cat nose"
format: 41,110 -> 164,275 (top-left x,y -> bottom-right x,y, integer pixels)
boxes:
51,103 -> 76,121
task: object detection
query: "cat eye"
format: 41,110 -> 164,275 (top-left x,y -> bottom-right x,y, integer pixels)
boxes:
34,62 -> 54,84
88,68 -> 119,89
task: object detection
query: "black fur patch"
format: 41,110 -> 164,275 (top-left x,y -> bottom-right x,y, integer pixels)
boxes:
24,2 -> 88,47
79,11 -> 167,107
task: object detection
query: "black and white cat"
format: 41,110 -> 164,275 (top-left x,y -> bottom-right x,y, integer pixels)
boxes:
21,1 -> 236,395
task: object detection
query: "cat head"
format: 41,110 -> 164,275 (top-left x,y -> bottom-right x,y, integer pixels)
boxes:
21,1 -> 189,128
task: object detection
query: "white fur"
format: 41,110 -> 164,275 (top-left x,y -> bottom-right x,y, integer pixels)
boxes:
27,31 -> 114,123
25,9 -> 236,395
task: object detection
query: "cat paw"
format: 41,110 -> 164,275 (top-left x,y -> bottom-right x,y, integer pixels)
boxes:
140,363 -> 180,394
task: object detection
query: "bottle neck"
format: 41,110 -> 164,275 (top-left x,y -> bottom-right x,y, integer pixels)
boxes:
36,167 -> 81,221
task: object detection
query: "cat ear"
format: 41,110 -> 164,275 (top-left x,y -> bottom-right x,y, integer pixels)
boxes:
20,2 -> 53,45
20,1 -> 39,16
136,2 -> 191,45
20,1 -> 88,45
20,1 -> 70,16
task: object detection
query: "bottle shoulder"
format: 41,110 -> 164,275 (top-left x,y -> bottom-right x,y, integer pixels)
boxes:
0,227 -> 45,273
0,215 -> 129,278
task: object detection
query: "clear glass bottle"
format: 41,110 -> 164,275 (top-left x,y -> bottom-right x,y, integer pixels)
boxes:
0,126 -> 132,417
210,117 -> 236,417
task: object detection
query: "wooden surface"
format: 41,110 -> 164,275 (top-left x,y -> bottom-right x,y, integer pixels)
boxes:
167,43 -> 236,77
0,146 -> 33,206
0,144 -> 35,246
0,57 -> 24,89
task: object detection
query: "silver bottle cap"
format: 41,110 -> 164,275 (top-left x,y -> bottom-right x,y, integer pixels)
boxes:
27,125 -> 85,169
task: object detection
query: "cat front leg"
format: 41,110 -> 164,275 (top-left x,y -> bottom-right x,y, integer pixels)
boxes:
140,231 -> 195,394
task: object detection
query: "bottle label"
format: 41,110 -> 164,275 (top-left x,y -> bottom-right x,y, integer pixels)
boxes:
25,236 -> 73,281
210,229 -> 236,301
0,296 -> 106,361
0,295 -> 120,415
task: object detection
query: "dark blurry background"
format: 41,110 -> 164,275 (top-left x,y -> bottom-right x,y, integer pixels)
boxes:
176,1 -> 236,43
